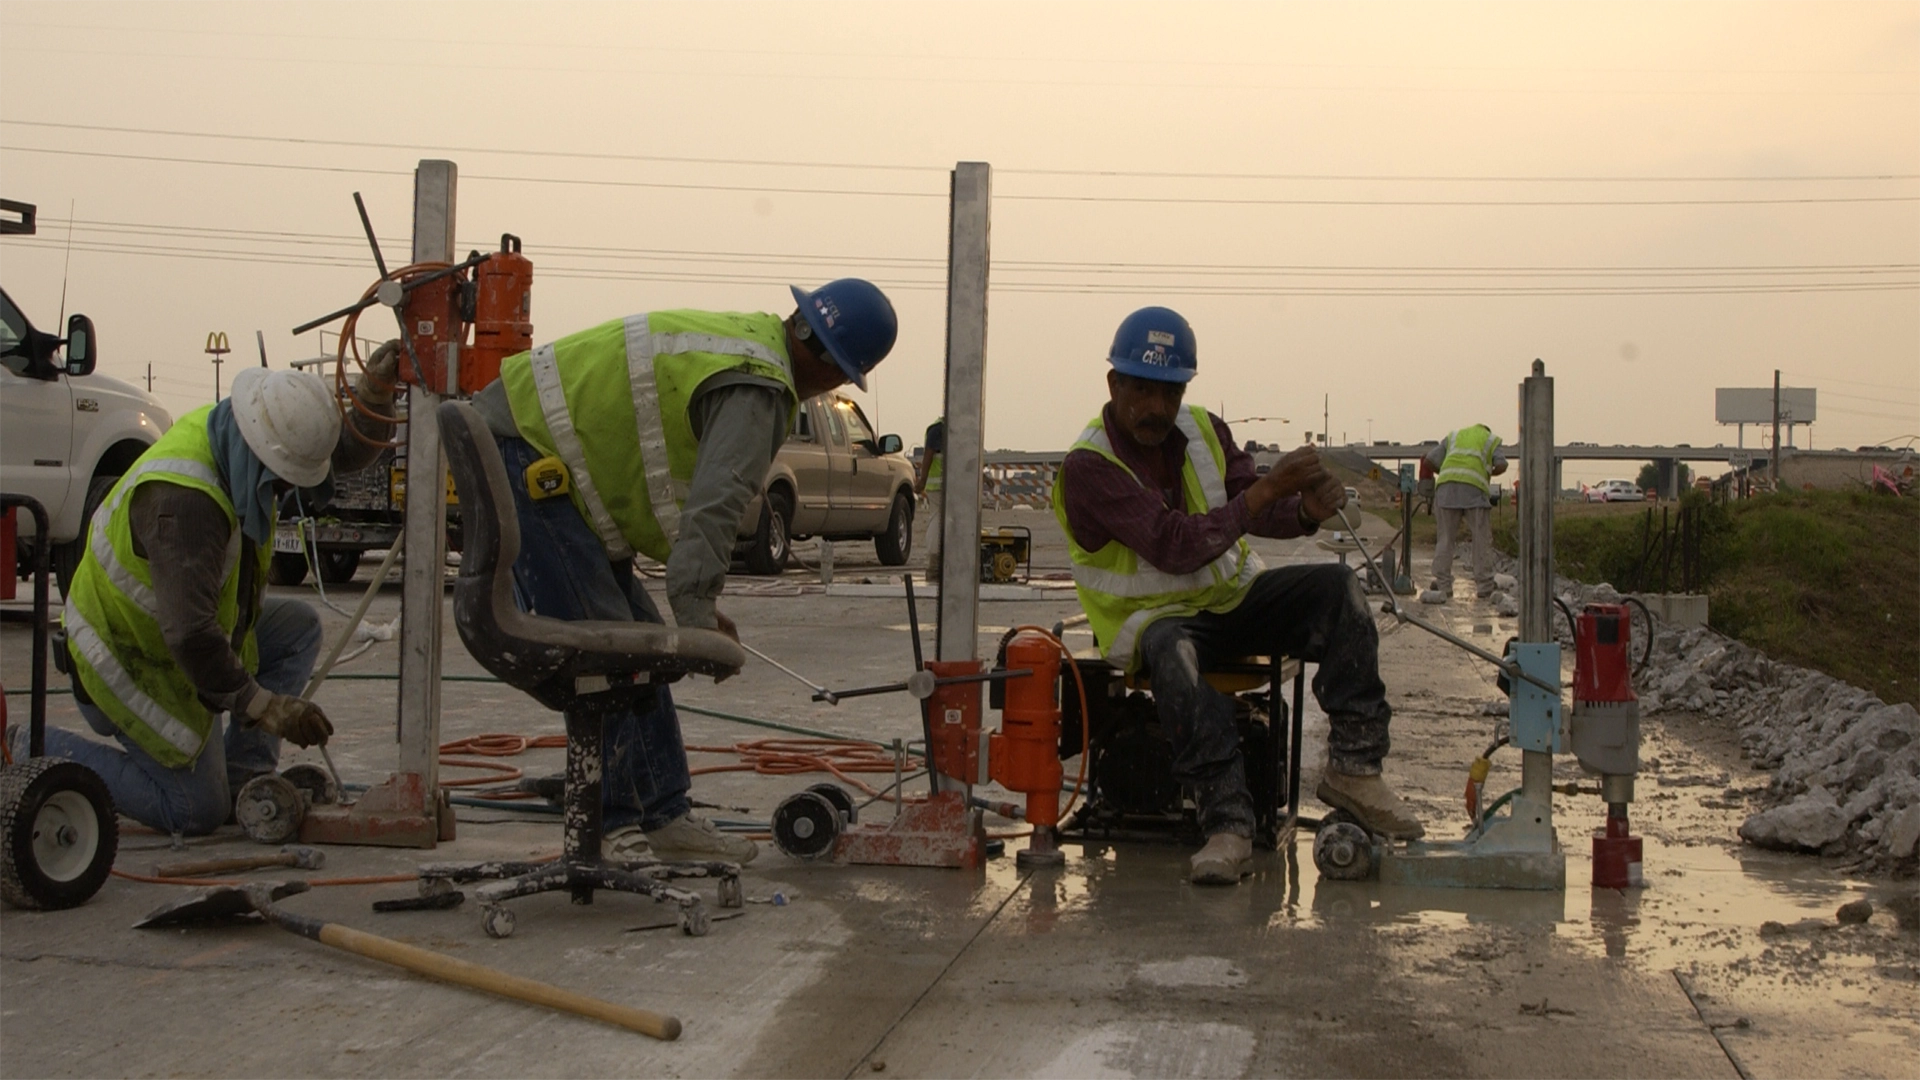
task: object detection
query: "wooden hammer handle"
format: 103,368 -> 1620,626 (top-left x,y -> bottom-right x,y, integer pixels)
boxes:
317,923 -> 681,1041
153,852 -> 294,878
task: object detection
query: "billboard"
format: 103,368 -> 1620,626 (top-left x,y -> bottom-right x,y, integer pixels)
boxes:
1716,387 -> 1817,425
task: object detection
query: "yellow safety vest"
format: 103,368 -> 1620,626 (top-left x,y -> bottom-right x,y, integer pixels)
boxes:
63,406 -> 268,768
1438,424 -> 1501,494
1051,406 -> 1264,672
925,418 -> 945,494
500,310 -> 798,562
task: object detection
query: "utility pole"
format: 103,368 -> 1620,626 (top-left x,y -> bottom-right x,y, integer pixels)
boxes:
1323,394 -> 1330,447
1770,368 -> 1781,486
145,364 -> 152,393
205,332 -> 230,401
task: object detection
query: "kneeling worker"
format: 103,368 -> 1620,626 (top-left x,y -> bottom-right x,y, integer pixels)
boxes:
1052,307 -> 1424,885
469,279 -> 898,864
49,349 -> 398,836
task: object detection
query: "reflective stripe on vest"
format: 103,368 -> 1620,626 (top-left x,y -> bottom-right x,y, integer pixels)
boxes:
1053,406 -> 1263,671
1438,425 -> 1499,494
501,311 -> 799,563
63,406 -> 264,767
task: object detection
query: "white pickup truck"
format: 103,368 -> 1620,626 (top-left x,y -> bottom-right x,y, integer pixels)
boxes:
1,286 -> 173,591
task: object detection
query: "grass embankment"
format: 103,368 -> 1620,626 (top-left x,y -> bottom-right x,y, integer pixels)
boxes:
1490,492 -> 1918,708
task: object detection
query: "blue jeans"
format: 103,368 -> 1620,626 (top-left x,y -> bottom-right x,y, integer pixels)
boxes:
37,597 -> 323,836
496,435 -> 691,833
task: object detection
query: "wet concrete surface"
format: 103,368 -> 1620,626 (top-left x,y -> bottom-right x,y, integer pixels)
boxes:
2,509 -> 1914,1077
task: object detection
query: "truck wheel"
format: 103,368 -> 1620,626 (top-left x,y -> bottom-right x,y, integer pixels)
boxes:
53,475 -> 118,597
875,491 -> 913,566
318,549 -> 361,585
1,758 -> 119,910
744,489 -> 792,576
268,552 -> 309,587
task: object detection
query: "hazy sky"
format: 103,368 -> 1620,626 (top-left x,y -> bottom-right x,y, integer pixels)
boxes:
3,1 -> 1915,485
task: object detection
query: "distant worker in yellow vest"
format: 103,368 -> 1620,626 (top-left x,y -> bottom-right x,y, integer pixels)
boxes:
1053,307 -> 1424,887
43,352 -> 397,836
469,279 -> 898,864
1420,424 -> 1508,604
916,416 -> 945,580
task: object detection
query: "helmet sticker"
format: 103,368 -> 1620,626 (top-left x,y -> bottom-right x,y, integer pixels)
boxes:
814,296 -> 840,328
1146,330 -> 1176,346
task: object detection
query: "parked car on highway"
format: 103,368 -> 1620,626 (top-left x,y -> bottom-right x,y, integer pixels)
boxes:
1586,479 -> 1644,503
734,392 -> 916,574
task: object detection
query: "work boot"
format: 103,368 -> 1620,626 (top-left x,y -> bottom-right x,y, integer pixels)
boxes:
1418,588 -> 1450,605
1316,769 -> 1426,840
1188,832 -> 1253,885
602,824 -> 651,862
646,812 -> 759,865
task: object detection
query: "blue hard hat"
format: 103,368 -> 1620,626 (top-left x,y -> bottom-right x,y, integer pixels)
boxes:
1108,306 -> 1197,384
790,278 -> 898,392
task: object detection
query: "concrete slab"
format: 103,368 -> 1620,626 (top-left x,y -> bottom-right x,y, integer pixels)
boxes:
3,510 -> 1913,1078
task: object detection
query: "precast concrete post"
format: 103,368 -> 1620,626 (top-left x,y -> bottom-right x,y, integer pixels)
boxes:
936,162 -> 990,665
395,159 -> 454,787
1518,359 -> 1555,812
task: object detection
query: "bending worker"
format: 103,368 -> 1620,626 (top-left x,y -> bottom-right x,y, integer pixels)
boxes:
48,350 -> 398,836
1052,307 -> 1423,886
1419,423 -> 1507,605
469,279 -> 898,864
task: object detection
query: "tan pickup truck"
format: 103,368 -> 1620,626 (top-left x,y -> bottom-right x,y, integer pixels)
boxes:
734,392 -> 917,574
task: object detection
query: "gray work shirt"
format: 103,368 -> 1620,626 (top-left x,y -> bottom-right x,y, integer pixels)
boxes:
1425,433 -> 1508,511
128,402 -> 391,717
472,370 -> 789,630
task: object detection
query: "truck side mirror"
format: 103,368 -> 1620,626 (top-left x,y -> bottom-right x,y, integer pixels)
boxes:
877,434 -> 902,455
64,314 -> 96,376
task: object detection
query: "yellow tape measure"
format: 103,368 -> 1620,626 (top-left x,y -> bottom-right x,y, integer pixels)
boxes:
524,455 -> 571,500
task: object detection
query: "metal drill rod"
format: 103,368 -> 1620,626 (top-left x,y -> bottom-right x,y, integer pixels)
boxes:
318,744 -> 348,799
1331,506 -> 1558,696
740,641 -> 840,704
811,668 -> 1033,704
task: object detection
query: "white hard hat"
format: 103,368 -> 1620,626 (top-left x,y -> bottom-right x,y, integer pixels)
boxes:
229,368 -> 341,488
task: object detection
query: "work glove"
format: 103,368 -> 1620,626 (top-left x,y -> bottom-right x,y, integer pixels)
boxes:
356,340 -> 402,407
247,692 -> 334,748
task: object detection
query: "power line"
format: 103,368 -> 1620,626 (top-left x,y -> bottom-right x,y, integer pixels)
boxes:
9,120 -> 1917,184
10,145 -> 1917,207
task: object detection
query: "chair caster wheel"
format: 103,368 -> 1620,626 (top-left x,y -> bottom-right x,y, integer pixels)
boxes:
1313,821 -> 1376,881
680,902 -> 711,937
717,875 -> 743,909
481,903 -> 516,939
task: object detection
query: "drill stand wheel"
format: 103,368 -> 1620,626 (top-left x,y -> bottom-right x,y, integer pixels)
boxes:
235,774 -> 307,845
770,783 -> 858,860
1311,809 -> 1380,882
0,757 -> 119,910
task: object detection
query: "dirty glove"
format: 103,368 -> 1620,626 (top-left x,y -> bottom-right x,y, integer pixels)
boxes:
355,340 -> 402,407
246,692 -> 334,748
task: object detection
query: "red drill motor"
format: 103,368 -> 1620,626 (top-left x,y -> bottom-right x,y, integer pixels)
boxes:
1569,603 -> 1643,889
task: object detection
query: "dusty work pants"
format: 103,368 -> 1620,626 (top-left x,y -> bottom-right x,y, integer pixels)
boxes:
1134,564 -> 1392,839
921,490 -> 943,575
1431,504 -> 1495,597
33,597 -> 322,837
496,436 -> 691,834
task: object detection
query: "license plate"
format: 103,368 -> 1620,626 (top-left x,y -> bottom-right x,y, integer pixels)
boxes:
273,530 -> 306,554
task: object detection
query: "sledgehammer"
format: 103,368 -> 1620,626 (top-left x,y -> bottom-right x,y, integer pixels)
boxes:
135,882 -> 682,1040
153,844 -> 326,879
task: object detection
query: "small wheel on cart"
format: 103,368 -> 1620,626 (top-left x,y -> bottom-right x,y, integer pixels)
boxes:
1,758 -> 119,910
771,791 -> 840,860
279,763 -> 340,807
680,901 -> 711,937
481,903 -> 516,939
717,875 -> 744,909
805,782 -> 857,825
235,774 -> 305,845
1313,821 -> 1375,881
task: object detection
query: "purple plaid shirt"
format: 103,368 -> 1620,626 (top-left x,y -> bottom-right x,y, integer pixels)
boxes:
1059,404 -> 1315,575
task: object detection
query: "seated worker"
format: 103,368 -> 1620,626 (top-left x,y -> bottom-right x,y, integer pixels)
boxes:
470,279 -> 898,864
44,349 -> 398,837
1052,307 -> 1424,886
